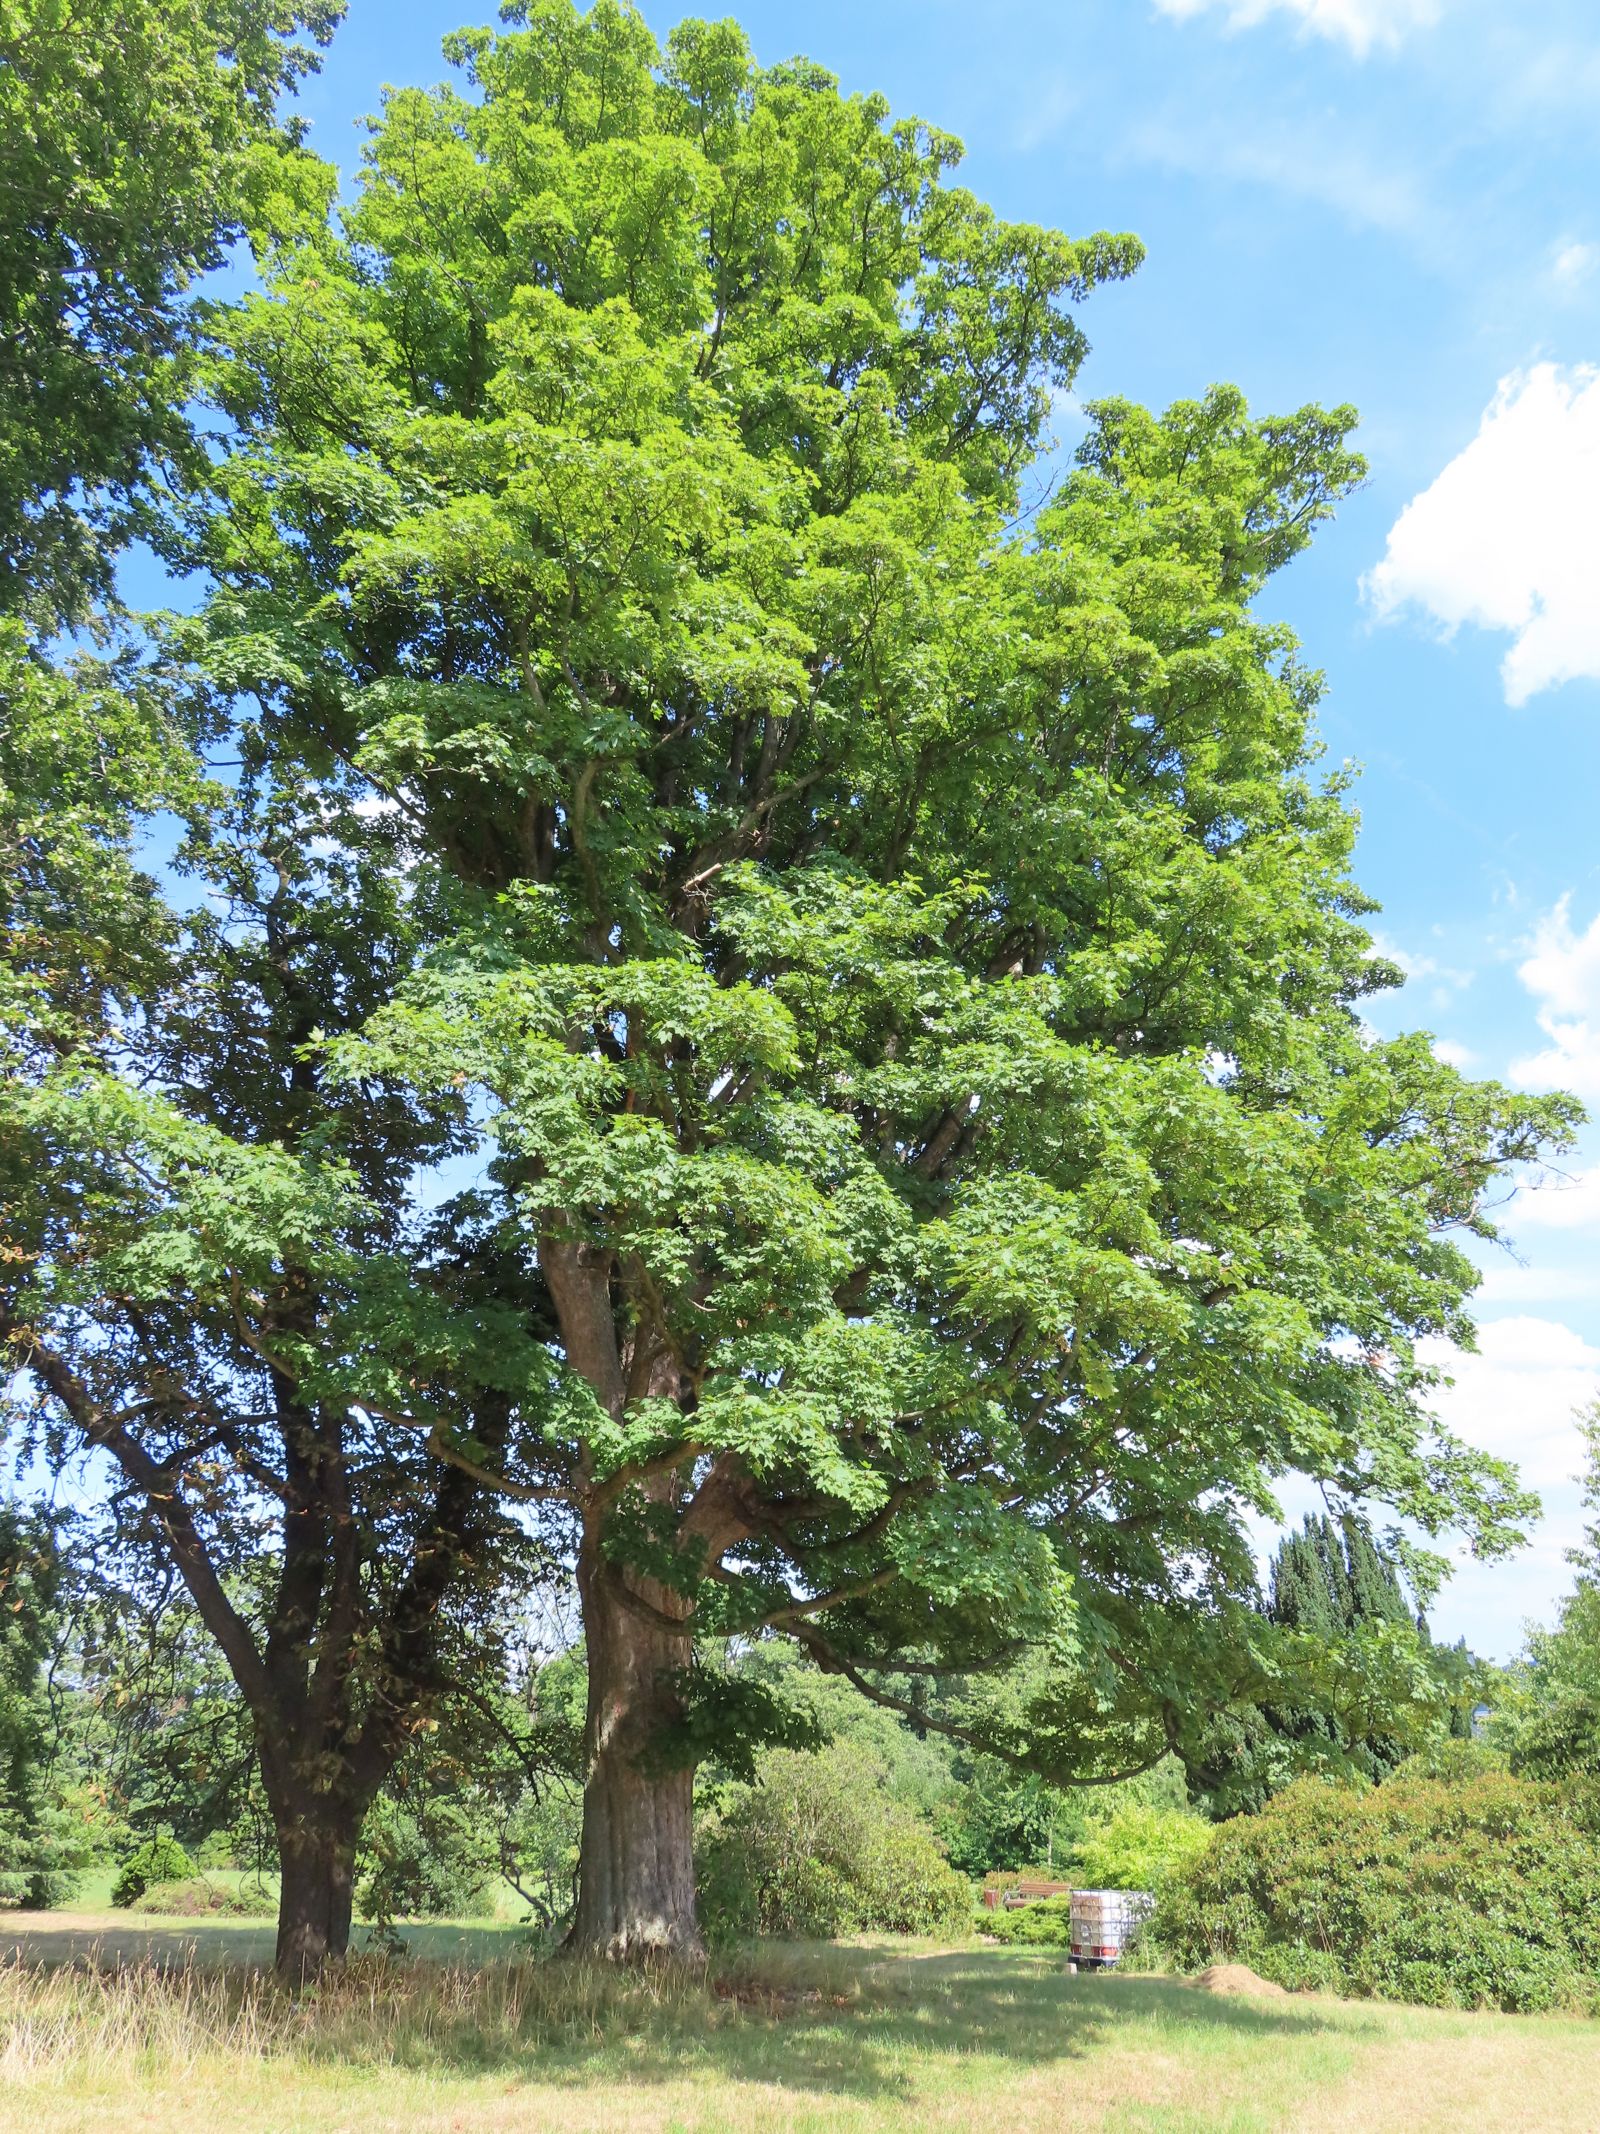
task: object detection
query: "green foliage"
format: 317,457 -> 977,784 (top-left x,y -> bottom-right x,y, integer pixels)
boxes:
1185,1515 -> 1465,1815
981,1893 -> 1076,1948
719,1644 -> 958,1823
355,1650 -> 585,1926
51,1573 -> 269,1858
1508,1647 -> 1600,1781
647,1659 -> 826,1784
1271,1515 -> 1410,1637
0,1507 -> 86,1907
0,0 -> 342,620
1152,1770 -> 1600,2013
356,1794 -> 496,1922
1074,1801 -> 1211,1892
973,1792 -> 1204,1945
111,1835 -> 195,1908
697,1744 -> 971,1942
937,1756 -> 1077,1878
1496,1404 -> 1600,1782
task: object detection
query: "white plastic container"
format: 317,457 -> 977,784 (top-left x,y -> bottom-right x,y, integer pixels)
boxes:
1068,1889 -> 1153,1967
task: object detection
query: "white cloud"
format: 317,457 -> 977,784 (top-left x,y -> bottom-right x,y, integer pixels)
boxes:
1510,896 -> 1600,1098
1366,365 -> 1600,705
1475,1264 -> 1600,1308
1553,240 -> 1599,291
1383,1315 -> 1599,1655
1512,1162 -> 1600,1231
1419,1315 -> 1600,1491
1152,0 -> 1441,57
1127,116 -> 1427,238
1431,1037 -> 1477,1069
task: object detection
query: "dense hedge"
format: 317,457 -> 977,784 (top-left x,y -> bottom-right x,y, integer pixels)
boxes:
1152,1763 -> 1600,2012
697,1745 -> 971,1941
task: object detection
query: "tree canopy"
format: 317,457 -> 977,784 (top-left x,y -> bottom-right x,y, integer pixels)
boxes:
0,0 -> 1579,1969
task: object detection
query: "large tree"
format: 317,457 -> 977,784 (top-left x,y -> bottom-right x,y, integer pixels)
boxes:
1,0 -> 1576,1971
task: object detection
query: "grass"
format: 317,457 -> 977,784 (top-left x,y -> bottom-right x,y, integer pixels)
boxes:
58,1864 -> 533,1924
0,1919 -> 1596,2132
0,1902 -> 529,1969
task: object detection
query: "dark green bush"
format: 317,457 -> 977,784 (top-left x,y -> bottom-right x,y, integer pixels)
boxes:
137,1875 -> 274,1917
697,1744 -> 971,1941
1151,1769 -> 1600,2013
110,1835 -> 194,1908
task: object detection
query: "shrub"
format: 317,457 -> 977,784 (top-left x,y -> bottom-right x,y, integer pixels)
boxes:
1150,1769 -> 1600,2013
697,1744 -> 971,1942
980,1893 -> 1075,1948
110,1836 -> 194,1909
137,1876 -> 274,1917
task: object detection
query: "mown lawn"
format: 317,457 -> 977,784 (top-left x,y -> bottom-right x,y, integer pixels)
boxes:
0,1920 -> 1595,2133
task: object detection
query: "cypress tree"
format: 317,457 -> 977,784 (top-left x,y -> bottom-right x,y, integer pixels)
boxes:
1343,1521 -> 1410,1629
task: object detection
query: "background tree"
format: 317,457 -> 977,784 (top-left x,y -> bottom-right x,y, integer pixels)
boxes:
0,1506 -> 82,1905
0,0 -> 341,621
1,0 -> 1578,1973
1185,1514 -> 1451,1813
37,1549 -> 277,1870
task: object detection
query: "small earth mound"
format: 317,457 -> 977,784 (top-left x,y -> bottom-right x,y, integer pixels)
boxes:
1189,1963 -> 1288,1998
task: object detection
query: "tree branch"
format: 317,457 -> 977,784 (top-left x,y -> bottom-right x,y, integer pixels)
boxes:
2,1315 -> 273,1715
790,1621 -> 1172,1787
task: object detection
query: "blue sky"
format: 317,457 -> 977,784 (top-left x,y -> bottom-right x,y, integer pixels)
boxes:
281,0 -> 1600,1655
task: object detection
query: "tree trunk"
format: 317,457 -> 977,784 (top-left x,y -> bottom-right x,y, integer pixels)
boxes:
564,1527 -> 705,1962
274,1799 -> 359,1983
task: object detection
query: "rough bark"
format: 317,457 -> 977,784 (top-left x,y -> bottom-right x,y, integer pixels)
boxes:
563,1523 -> 705,1962
273,1795 -> 361,1983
